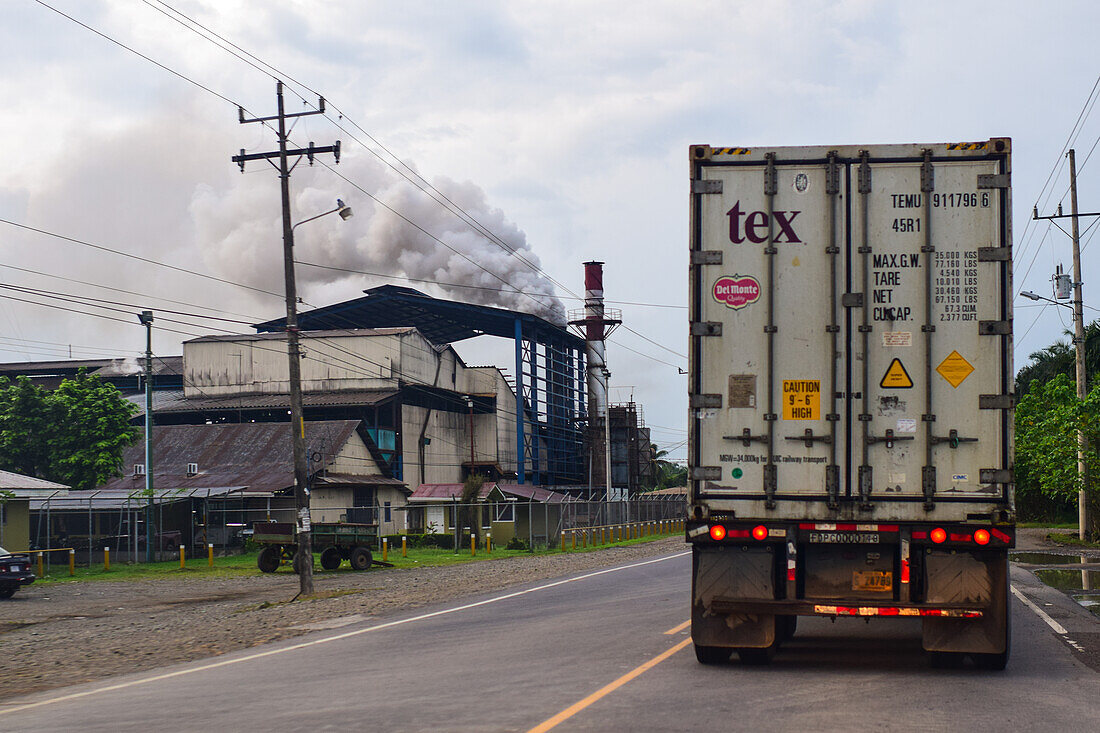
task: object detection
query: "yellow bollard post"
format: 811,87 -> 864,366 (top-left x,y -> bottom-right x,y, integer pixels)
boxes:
561,531 -> 566,552
470,534 -> 476,557
36,551 -> 44,578
572,530 -> 577,550
179,545 -> 185,569
581,530 -> 587,549
104,547 -> 110,571
487,534 -> 492,553
69,549 -> 75,577
383,537 -> 388,562
402,535 -> 407,558
208,543 -> 214,567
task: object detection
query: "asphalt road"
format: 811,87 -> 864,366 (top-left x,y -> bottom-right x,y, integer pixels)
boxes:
3,550 -> 1099,732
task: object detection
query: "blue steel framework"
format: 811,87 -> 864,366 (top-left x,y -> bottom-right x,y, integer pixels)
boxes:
255,286 -> 587,486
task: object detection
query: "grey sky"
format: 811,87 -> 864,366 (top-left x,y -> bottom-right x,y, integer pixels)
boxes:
2,1 -> 1099,461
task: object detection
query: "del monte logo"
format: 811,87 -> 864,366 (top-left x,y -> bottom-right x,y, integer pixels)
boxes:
713,274 -> 761,309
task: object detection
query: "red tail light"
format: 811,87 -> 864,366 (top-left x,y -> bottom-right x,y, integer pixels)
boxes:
974,529 -> 990,545
709,524 -> 727,541
930,527 -> 947,544
752,525 -> 769,541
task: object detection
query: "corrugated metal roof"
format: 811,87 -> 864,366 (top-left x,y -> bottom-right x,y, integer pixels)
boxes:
31,486 -> 245,511
127,389 -> 398,416
98,421 -> 367,496
409,482 -> 569,504
185,327 -> 415,344
316,473 -> 408,489
0,470 -> 69,496
253,285 -> 582,348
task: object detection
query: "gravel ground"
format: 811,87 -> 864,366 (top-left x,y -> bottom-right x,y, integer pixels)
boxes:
0,538 -> 684,701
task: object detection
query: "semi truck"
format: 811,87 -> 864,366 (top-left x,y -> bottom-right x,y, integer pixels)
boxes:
686,140 -> 1014,668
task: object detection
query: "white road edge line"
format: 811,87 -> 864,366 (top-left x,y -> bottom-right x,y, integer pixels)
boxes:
1011,586 -> 1069,635
0,550 -> 692,716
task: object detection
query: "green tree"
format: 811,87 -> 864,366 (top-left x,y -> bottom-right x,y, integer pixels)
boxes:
0,371 -> 139,490
648,444 -> 687,489
1015,319 -> 1100,395
0,376 -> 61,478
1015,374 -> 1100,537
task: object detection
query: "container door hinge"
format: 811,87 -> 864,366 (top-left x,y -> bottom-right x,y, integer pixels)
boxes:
978,247 -> 1010,262
979,394 -> 1014,410
977,173 -> 1010,189
691,466 -> 722,481
857,465 -> 873,508
979,320 -> 1012,335
922,465 -> 937,511
825,464 -> 840,509
691,321 -> 723,336
980,468 -> 1013,484
691,179 -> 723,194
920,149 -> 935,192
763,463 -> 778,508
690,393 -> 722,409
691,250 -> 723,265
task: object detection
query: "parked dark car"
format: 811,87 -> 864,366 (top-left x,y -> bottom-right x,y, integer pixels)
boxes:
0,546 -> 35,599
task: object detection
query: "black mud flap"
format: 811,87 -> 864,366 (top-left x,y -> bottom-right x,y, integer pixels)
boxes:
922,552 -> 1008,655
691,545 -> 777,649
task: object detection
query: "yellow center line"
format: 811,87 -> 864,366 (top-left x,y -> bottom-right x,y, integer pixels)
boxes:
663,619 -> 691,635
526,637 -> 693,733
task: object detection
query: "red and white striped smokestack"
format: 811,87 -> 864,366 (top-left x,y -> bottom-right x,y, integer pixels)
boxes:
583,261 -> 608,416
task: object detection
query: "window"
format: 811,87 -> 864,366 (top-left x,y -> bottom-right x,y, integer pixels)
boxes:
384,501 -> 392,523
495,502 -> 514,522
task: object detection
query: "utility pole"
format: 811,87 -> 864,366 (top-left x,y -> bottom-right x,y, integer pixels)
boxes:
1068,149 -> 1090,540
1033,148 -> 1098,540
232,81 -> 341,596
139,310 -> 154,563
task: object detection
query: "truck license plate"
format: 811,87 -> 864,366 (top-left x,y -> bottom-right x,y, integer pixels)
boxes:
853,571 -> 892,592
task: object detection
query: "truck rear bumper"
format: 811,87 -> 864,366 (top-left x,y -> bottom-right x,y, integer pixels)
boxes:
708,598 -> 984,618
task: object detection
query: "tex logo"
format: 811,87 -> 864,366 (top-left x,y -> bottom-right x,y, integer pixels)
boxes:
713,274 -> 761,310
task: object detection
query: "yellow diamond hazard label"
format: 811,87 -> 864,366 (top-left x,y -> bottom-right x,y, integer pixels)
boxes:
936,350 -> 974,388
880,358 -> 913,389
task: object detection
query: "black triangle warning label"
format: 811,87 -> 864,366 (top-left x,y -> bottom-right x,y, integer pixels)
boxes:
880,358 -> 914,389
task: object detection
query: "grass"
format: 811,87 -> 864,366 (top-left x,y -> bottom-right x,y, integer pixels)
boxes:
1019,521 -> 1080,529
31,530 -> 676,586
1045,532 -> 1100,549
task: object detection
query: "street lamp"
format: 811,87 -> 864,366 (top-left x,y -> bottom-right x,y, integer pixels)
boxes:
285,197 -> 353,594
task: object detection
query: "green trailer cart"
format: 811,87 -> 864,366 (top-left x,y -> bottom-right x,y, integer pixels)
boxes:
253,521 -> 378,573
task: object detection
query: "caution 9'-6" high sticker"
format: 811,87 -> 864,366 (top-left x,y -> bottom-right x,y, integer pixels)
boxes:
783,380 -> 820,420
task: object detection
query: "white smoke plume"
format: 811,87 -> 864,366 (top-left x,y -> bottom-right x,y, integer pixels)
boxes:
190,153 -> 565,325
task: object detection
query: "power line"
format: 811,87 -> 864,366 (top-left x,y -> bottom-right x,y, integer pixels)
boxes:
0,218 -> 284,300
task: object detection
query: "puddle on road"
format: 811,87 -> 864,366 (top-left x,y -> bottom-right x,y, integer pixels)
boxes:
1010,551 -> 1100,566
1033,568 -> 1100,591
1073,595 -> 1100,618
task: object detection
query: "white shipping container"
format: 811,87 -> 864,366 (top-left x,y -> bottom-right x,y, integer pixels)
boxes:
688,140 -> 1013,525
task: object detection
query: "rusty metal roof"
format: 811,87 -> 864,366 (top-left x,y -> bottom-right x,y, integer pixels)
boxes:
98,421 -> 369,496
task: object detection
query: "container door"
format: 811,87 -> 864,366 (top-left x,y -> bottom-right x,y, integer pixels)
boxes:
693,155 -> 846,503
852,157 -> 1009,506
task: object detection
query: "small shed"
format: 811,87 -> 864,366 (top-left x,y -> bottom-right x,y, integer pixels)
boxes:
0,471 -> 68,551
408,482 -> 570,547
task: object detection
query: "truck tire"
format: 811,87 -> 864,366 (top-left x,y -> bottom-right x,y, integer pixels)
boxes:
737,644 -> 777,665
779,615 -> 797,641
320,547 -> 342,571
349,546 -> 373,571
694,644 -> 730,665
257,546 -> 280,573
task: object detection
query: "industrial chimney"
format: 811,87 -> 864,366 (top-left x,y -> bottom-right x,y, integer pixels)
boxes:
569,262 -> 621,501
